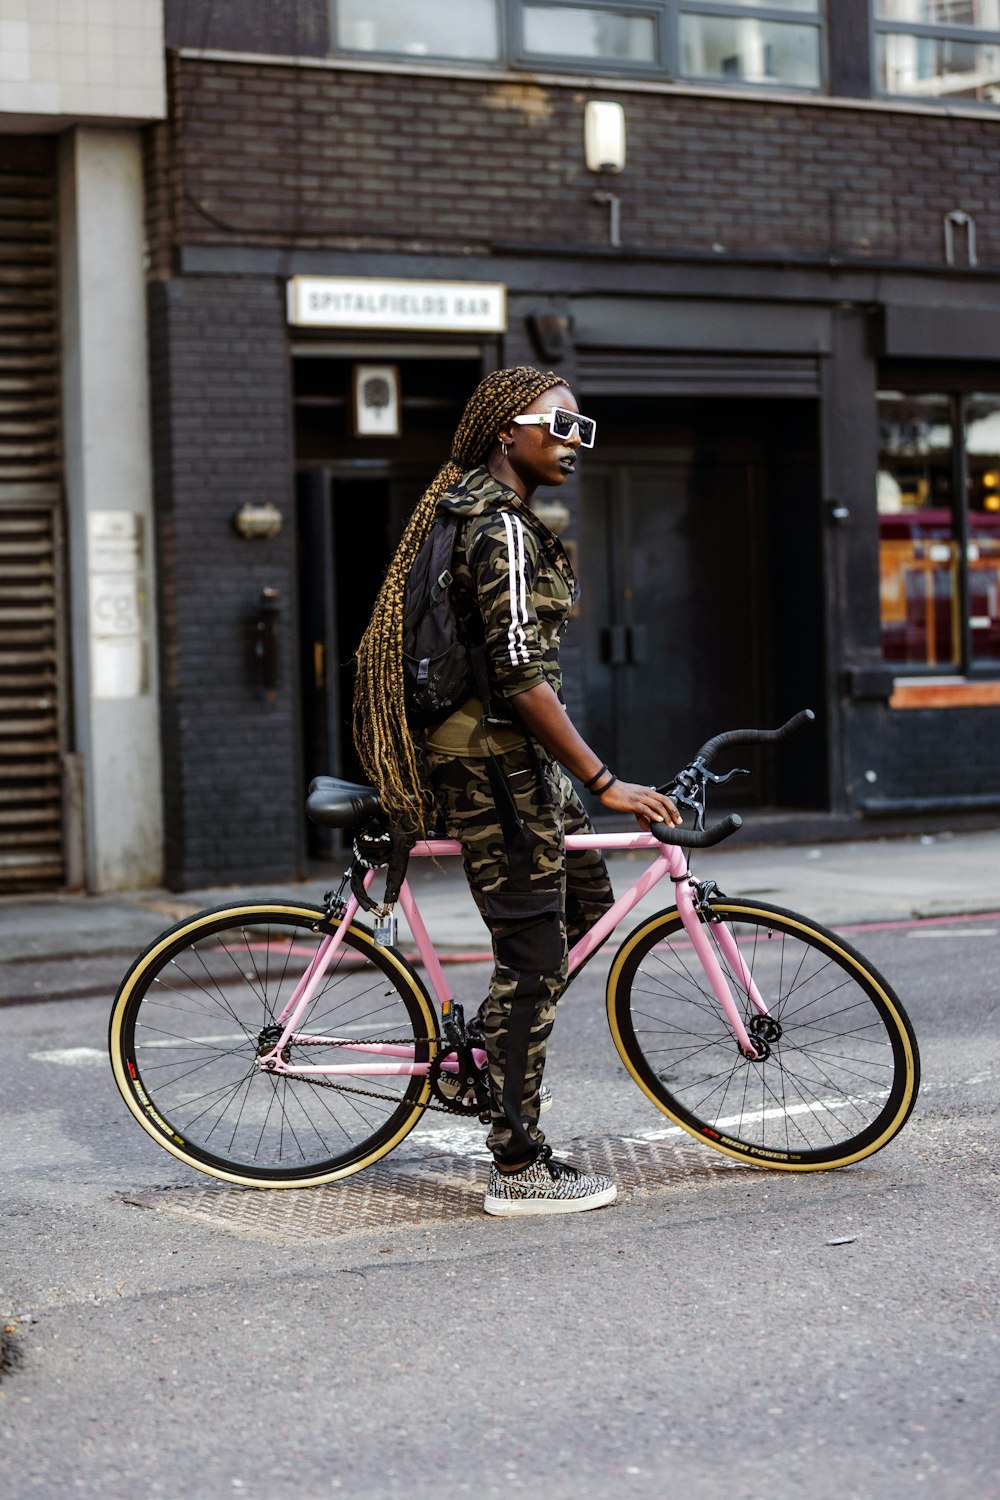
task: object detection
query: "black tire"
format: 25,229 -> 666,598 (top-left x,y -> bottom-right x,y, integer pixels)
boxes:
109,902 -> 439,1187
607,899 -> 920,1170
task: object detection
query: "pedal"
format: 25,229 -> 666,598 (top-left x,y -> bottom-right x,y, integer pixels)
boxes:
442,1000 -> 466,1047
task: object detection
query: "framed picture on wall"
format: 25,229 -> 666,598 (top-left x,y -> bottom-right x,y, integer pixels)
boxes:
353,364 -> 401,437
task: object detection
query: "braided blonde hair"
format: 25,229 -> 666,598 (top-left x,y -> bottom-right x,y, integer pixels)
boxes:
353,365 -> 565,833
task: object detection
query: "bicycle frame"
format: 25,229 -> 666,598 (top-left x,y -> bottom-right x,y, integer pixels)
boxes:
258,831 -> 769,1080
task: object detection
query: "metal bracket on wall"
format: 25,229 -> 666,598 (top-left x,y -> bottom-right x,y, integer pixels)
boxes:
254,586 -> 281,697
943,210 -> 978,267
593,191 -> 622,249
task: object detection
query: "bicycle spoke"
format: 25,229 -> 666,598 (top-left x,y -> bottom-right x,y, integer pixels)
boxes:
611,901 -> 917,1166
114,906 -> 434,1183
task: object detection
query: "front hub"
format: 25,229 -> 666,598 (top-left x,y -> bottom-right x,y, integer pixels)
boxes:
743,1013 -> 782,1062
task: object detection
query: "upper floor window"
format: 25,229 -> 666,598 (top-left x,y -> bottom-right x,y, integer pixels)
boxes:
680,3 -> 822,88
874,1 -> 1000,103
331,0 -> 825,91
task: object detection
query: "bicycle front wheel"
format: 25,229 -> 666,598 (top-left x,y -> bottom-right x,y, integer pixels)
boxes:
109,902 -> 438,1188
607,899 -> 919,1170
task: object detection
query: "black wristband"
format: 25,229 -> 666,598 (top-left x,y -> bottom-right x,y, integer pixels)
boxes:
595,774 -> 617,796
583,763 -> 610,792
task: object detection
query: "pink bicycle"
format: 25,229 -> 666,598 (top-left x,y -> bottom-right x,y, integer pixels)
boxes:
109,711 -> 920,1188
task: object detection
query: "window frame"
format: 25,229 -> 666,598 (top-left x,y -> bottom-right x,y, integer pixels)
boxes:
872,4 -> 1000,107
510,0 -> 671,77
677,1 -> 826,91
328,0 -> 827,94
331,0 -> 503,66
877,380 -> 1000,677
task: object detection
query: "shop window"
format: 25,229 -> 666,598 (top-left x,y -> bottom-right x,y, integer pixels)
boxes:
964,394 -> 1000,663
877,390 -> 1000,669
330,0 -> 825,90
874,1 -> 1000,103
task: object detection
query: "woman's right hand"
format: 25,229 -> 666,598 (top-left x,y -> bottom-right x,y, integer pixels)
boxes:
597,778 -> 683,832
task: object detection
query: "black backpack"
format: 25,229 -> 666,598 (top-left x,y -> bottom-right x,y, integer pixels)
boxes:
402,512 -> 487,729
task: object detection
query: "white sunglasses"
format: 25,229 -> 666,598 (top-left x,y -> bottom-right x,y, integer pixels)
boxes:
511,406 -> 597,448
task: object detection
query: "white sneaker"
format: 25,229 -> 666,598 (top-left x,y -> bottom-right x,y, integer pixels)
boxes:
483,1147 -> 617,1217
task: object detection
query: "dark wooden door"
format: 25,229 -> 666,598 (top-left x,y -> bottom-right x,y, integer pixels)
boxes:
578,457 -> 766,796
297,468 -> 426,853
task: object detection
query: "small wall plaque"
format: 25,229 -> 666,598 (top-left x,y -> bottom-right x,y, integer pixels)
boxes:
353,364 -> 401,438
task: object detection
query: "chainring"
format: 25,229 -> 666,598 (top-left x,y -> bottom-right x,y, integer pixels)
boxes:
429,1048 -> 489,1117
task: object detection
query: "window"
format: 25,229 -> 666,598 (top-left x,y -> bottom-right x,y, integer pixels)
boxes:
521,5 -> 660,62
330,0 -> 825,90
680,3 -> 822,88
874,1 -> 1000,103
335,0 -> 500,61
877,390 -> 1000,669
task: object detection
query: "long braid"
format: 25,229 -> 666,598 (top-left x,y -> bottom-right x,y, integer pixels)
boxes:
353,365 -> 565,833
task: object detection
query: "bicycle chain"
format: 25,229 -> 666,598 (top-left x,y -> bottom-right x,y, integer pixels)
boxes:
269,1036 -> 471,1117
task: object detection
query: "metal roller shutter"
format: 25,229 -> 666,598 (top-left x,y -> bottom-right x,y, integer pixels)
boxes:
0,141 -> 65,892
577,350 -> 821,399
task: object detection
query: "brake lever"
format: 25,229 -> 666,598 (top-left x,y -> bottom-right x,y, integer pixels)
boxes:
707,765 -> 750,786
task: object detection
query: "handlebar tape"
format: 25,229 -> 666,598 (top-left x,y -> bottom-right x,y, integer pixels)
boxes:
649,813 -> 743,848
694,708 -> 815,768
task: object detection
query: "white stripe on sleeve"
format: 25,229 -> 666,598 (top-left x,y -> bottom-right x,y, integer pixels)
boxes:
501,511 -> 530,666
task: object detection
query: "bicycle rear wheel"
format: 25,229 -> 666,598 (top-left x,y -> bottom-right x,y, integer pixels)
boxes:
109,902 -> 438,1187
607,899 -> 919,1170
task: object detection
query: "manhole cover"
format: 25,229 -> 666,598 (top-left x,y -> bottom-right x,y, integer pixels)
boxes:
125,1134 -> 753,1243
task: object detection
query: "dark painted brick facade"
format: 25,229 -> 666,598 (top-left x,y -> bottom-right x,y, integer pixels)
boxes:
850,706 -> 1000,811
151,55 -> 1000,269
148,277 -> 301,888
165,0 -> 330,58
147,39 -> 1000,882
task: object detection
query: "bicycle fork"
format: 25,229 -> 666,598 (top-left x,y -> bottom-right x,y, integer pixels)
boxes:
673,877 -> 769,1060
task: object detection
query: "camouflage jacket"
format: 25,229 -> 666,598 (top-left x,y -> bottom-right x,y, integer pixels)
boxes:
438,465 -> 579,710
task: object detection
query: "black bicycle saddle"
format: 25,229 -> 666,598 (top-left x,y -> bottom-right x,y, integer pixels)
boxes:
306,775 -> 381,829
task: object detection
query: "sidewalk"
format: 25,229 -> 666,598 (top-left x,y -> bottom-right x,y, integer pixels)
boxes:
3,825 -> 1000,971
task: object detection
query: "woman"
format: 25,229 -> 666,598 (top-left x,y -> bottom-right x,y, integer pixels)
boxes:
354,366 -> 681,1216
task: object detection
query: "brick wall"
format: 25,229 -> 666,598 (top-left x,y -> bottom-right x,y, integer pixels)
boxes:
850,704 -> 1000,810
165,0 -> 329,57
143,112 -> 176,282
158,54 -> 1000,268
148,276 -> 301,888
145,51 -> 1000,874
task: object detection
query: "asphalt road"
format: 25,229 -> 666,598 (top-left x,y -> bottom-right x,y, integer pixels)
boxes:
2,919 -> 998,1499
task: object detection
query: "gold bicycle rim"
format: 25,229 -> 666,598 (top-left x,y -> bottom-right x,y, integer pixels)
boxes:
606,901 -> 918,1171
109,902 -> 439,1188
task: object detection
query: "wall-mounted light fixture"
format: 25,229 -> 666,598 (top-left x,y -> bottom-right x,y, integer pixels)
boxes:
584,100 -> 626,174
233,501 -> 283,539
528,311 -> 573,363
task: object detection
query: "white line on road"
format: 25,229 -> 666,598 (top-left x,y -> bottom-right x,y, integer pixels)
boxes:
906,927 -> 997,938
30,1046 -> 106,1066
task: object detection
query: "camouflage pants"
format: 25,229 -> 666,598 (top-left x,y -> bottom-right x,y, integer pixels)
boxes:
424,740 -> 614,1164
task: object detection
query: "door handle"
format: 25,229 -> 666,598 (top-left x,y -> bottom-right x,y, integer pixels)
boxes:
628,625 -> 648,665
601,624 -> 628,665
